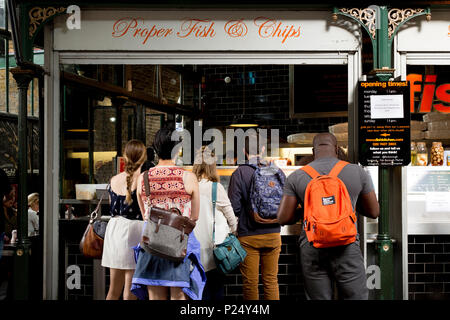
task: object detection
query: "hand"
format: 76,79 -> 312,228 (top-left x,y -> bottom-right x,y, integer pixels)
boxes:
230,224 -> 238,236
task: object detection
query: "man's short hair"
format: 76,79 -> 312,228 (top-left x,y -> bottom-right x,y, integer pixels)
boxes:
244,131 -> 267,156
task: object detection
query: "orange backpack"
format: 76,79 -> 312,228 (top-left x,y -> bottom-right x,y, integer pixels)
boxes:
301,160 -> 357,248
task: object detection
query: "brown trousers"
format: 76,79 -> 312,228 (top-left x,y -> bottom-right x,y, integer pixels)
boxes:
238,232 -> 281,300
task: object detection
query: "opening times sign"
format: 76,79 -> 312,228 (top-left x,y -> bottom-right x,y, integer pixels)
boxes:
358,81 -> 411,166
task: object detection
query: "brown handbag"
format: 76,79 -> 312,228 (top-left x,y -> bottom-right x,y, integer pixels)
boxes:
140,170 -> 196,262
79,189 -> 108,259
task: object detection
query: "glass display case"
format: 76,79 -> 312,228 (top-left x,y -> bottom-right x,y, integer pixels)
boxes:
406,166 -> 450,234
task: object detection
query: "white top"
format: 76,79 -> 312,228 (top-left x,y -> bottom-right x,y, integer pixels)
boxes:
28,208 -> 39,236
193,179 -> 237,272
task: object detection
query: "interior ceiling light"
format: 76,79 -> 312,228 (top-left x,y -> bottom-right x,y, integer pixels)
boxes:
230,114 -> 259,128
67,129 -> 90,132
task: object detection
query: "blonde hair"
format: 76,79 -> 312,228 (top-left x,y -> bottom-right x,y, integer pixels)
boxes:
28,192 -> 39,207
192,146 -> 220,183
123,140 -> 147,204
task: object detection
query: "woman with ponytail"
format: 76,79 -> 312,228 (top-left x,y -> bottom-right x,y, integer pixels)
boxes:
102,139 -> 146,300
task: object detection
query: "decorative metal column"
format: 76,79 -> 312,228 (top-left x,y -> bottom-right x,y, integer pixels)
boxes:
332,6 -> 431,300
10,67 -> 34,300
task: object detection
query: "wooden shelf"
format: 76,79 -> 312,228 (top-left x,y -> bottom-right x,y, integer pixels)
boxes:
60,199 -> 110,205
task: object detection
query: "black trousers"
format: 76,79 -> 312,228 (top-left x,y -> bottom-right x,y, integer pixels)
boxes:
299,233 -> 368,300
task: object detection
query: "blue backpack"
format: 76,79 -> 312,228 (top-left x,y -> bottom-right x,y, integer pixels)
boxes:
247,162 -> 286,224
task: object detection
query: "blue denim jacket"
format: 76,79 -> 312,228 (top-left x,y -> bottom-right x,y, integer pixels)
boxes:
131,232 -> 206,300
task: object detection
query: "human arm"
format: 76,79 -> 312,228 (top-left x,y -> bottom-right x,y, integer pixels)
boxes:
217,183 -> 238,234
356,190 -> 379,219
227,171 -> 243,218
277,195 -> 301,226
355,167 -> 379,219
184,171 -> 200,222
32,212 -> 39,232
136,173 -> 147,220
277,172 -> 303,225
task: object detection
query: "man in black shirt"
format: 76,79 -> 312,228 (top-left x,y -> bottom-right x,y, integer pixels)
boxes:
228,135 -> 281,300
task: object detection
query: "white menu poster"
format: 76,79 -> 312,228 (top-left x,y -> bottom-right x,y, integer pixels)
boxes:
370,95 -> 404,119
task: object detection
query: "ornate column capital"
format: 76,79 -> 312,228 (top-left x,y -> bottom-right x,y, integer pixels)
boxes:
387,8 -> 431,39
10,67 -> 34,89
333,7 -> 377,40
332,7 -> 431,41
29,6 -> 67,39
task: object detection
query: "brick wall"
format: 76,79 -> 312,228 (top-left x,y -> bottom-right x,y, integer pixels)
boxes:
146,111 -> 165,146
66,240 -> 94,300
129,65 -> 180,104
408,235 -> 450,300
223,235 -> 305,301
199,65 -> 347,141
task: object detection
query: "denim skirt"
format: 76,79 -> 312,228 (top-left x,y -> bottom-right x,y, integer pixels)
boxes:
132,248 -> 191,288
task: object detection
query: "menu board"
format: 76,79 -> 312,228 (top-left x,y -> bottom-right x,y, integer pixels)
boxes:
358,81 -> 411,166
408,170 -> 450,193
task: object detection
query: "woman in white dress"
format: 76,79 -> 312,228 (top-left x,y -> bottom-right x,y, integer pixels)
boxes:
101,139 -> 146,300
192,146 -> 237,300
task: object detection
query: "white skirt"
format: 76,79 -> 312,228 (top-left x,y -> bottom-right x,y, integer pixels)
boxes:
101,216 -> 144,270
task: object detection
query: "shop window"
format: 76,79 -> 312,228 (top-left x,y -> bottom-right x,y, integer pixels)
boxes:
289,64 -> 348,119
59,63 -> 354,209
93,105 -> 117,184
0,38 -> 6,113
405,64 -> 450,234
407,65 -> 450,153
0,0 -> 5,30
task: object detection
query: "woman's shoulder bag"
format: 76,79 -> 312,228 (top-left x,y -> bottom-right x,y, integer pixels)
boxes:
211,182 -> 247,274
79,186 -> 109,259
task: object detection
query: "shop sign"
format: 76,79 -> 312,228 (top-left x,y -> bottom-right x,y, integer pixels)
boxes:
408,74 -> 450,113
53,10 -> 359,51
397,11 -> 450,52
358,81 -> 411,166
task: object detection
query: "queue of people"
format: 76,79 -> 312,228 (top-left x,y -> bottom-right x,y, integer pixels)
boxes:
98,128 -> 379,301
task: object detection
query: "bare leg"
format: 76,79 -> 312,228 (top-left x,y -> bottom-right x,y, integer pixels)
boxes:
170,287 -> 188,300
123,269 -> 137,300
106,268 -> 125,300
148,286 -> 169,300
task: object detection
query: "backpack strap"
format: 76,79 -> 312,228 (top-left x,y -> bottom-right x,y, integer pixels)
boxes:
143,170 -> 151,206
211,182 -> 217,245
301,165 -> 320,179
328,160 -> 349,177
301,160 -> 349,179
